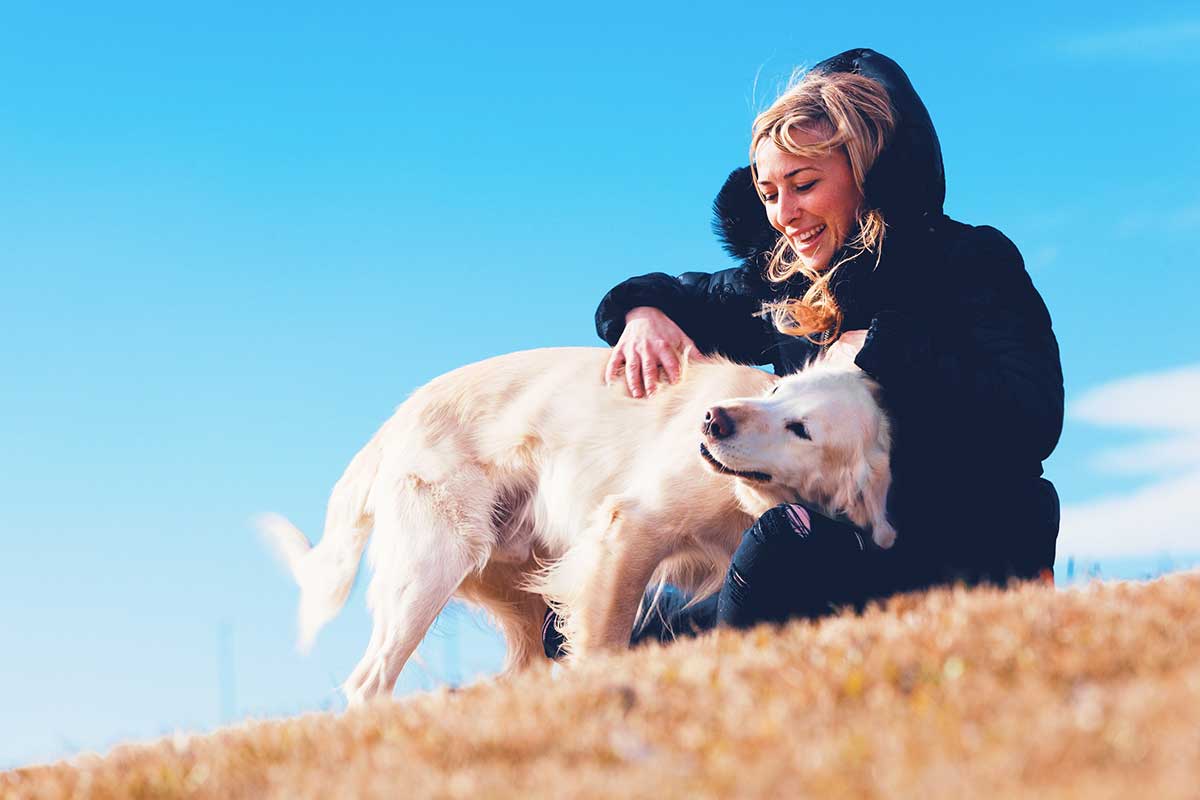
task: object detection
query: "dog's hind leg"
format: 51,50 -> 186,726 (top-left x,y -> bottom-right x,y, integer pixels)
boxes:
342,473 -> 493,706
458,559 -> 550,676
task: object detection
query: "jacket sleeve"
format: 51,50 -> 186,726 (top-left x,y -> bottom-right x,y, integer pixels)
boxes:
854,226 -> 1064,466
594,265 -> 776,365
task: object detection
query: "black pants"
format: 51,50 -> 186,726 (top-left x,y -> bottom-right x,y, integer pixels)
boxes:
543,504 -> 896,658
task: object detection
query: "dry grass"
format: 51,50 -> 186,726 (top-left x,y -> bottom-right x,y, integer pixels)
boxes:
6,572 -> 1200,799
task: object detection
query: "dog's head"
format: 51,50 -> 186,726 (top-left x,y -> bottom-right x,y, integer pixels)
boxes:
699,362 -> 896,549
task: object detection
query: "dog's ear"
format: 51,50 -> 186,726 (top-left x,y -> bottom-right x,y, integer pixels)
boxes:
833,420 -> 896,549
857,376 -> 896,549
857,444 -> 896,549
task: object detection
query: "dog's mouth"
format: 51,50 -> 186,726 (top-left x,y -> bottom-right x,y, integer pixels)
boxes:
699,443 -> 772,483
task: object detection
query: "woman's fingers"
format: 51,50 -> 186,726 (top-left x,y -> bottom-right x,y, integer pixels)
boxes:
608,342 -> 698,398
640,351 -> 658,396
624,355 -> 642,398
657,344 -> 682,385
606,344 -> 654,398
605,348 -> 625,386
606,307 -> 701,398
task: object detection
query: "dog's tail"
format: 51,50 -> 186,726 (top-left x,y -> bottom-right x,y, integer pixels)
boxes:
258,429 -> 386,652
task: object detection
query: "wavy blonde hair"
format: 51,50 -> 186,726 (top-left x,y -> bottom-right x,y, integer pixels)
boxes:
750,70 -> 896,343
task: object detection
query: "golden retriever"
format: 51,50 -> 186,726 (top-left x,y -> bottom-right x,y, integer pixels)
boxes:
260,347 -> 893,705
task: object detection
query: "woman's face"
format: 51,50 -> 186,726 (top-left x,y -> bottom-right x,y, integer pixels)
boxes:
754,126 -> 861,272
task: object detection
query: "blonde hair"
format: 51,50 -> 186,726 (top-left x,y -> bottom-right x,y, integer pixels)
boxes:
750,70 -> 896,343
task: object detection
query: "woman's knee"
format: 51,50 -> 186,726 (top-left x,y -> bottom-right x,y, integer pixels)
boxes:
717,504 -> 870,628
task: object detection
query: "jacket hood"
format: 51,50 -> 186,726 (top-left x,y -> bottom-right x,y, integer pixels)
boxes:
713,48 -> 946,264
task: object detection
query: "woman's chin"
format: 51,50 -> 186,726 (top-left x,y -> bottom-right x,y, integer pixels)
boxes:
789,240 -> 837,272
796,252 -> 833,273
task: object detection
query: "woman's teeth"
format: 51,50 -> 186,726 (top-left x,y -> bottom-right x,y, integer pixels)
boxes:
797,224 -> 826,243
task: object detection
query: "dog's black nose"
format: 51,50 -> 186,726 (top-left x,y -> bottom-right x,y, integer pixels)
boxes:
703,406 -> 735,440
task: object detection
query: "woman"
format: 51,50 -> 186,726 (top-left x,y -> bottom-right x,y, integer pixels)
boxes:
547,48 -> 1063,653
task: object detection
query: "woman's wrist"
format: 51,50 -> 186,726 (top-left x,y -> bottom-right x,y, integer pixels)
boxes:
625,306 -> 662,323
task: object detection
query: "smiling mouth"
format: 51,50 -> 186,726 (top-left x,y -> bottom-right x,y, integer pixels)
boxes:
791,223 -> 827,248
699,443 -> 772,483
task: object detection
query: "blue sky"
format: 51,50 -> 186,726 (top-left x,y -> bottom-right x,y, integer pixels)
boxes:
2,0 -> 1199,769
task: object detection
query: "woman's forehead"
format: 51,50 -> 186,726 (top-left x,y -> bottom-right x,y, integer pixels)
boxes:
753,139 -> 828,180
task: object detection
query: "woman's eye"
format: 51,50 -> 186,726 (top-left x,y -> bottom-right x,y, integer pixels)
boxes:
787,421 -> 810,440
794,181 -> 817,193
762,192 -> 778,202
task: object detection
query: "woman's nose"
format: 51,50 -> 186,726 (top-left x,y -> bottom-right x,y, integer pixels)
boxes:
773,194 -> 802,231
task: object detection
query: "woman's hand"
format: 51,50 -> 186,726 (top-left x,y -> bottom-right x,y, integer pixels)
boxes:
824,328 -> 868,368
605,306 -> 700,398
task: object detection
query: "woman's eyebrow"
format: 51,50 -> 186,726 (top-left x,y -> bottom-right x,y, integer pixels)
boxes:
757,166 -> 819,185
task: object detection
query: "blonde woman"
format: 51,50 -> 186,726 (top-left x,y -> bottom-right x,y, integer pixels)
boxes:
546,48 -> 1063,653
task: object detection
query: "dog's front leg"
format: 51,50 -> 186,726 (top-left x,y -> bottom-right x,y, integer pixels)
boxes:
567,508 -> 673,659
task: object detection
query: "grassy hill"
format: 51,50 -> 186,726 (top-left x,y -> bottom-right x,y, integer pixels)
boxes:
5,572 -> 1199,799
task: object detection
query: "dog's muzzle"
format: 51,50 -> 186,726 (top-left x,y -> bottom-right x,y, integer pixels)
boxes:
698,443 -> 772,483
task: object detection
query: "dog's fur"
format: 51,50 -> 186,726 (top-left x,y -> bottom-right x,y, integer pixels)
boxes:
260,347 -> 893,705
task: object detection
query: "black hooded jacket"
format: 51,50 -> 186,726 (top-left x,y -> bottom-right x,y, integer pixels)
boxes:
594,49 -> 1064,587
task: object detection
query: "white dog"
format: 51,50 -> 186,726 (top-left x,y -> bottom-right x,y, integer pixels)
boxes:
260,347 -> 893,705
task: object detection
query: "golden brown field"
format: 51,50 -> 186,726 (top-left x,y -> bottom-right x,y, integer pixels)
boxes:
5,571 -> 1199,800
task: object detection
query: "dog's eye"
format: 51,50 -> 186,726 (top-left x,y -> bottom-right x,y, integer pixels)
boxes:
770,385 -> 780,395
787,421 -> 810,440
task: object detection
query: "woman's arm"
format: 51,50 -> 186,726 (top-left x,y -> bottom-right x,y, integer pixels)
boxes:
596,266 -> 776,396
854,226 -> 1064,466
596,266 -> 775,358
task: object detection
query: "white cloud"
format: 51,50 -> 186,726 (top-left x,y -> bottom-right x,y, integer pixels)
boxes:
1091,436 -> 1200,476
1059,470 -> 1200,556
1070,364 -> 1200,432
1057,20 -> 1200,58
1059,364 -> 1200,556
